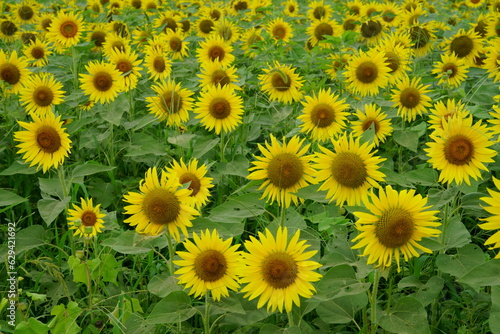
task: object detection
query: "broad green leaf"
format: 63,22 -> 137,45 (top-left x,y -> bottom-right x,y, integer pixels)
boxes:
293,184 -> 329,203
15,317 -> 49,334
316,265 -> 371,299
48,302 -> 82,334
168,133 -> 196,148
490,286 -> 500,334
378,297 -> 430,334
0,189 -> 27,207
410,276 -> 444,307
70,163 -> 115,180
192,137 -> 220,159
209,193 -> 266,224
25,292 -> 47,302
458,259 -> 500,287
404,168 -> 438,186
103,94 -> 128,125
316,294 -> 368,324
0,161 -> 37,175
436,244 -> 486,279
211,292 -> 246,315
125,133 -> 166,157
15,225 -> 49,255
99,253 -> 121,284
260,324 -> 302,334
101,231 -> 168,254
38,178 -> 64,199
217,154 -> 250,178
147,291 -> 196,324
380,168 -> 413,188
147,273 -> 182,298
461,192 -> 488,217
393,130 -> 421,152
427,187 -> 459,210
37,197 -> 71,226
190,217 -> 245,238
442,216 -> 471,250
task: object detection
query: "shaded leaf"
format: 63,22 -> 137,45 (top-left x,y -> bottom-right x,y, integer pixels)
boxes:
0,189 -> 27,207
378,297 -> 430,334
147,291 -> 196,324
37,197 -> 71,226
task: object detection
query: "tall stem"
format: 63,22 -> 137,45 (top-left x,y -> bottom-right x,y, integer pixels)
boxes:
166,232 -> 175,275
279,205 -> 286,229
287,311 -> 294,327
370,269 -> 381,334
58,165 -> 75,256
204,291 -> 211,334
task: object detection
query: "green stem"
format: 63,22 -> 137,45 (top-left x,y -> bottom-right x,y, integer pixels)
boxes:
385,267 -> 394,315
287,311 -> 294,327
204,291 -> 211,334
370,269 -> 381,334
85,240 -> 95,321
58,166 -> 75,256
279,205 -> 286,229
166,232 -> 175,275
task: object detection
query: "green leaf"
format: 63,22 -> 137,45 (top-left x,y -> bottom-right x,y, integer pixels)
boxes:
190,217 -> 244,238
393,130 -> 421,152
211,292 -> 246,315
410,276 -> 445,307
15,317 -> 49,334
209,193 -> 266,224
14,225 -> 49,255
260,324 -> 302,334
38,178 -> 64,199
125,133 -> 166,157
25,292 -> 47,302
0,189 -> 27,207
490,286 -> 500,334
404,168 -> 438,186
378,297 -> 430,334
0,161 -> 38,175
147,291 -> 196,324
37,197 -> 71,226
315,294 -> 368,324
48,302 -> 82,334
293,184 -> 329,203
168,133 -> 196,148
436,244 -> 486,279
380,168 -> 413,188
103,94 -> 128,125
192,137 -> 220,159
99,253 -> 121,284
70,163 -> 115,180
458,259 -> 500,287
217,154 -> 250,178
101,231 -> 168,254
147,272 -> 182,298
427,187 -> 459,210
316,265 -> 371,299
443,216 -> 471,250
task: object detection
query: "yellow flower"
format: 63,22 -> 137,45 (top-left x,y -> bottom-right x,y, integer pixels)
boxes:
67,198 -> 106,238
259,61 -> 304,104
351,103 -> 393,146
391,76 -> 432,122
197,35 -> 235,67
19,73 -> 65,117
344,49 -> 391,97
79,60 -> 124,104
479,177 -> 500,258
46,11 -> 84,49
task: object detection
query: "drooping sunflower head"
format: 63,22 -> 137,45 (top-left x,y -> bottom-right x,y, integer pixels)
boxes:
240,227 -> 322,313
174,229 -> 242,300
123,167 -> 199,241
67,198 -> 106,238
352,185 -> 440,271
14,112 -> 72,173
248,135 -> 316,208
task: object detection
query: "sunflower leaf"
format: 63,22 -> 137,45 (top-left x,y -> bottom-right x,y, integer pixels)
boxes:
147,291 -> 196,324
378,297 -> 430,334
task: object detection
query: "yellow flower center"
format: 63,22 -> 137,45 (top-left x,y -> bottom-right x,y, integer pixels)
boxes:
444,134 -> 474,165
376,207 -> 414,248
142,188 -> 180,225
310,103 -> 335,128
356,62 -> 378,84
81,211 -> 97,226
179,172 -> 201,196
60,20 -> 78,38
450,35 -> 473,58
314,22 -> 333,42
331,152 -> 367,189
267,152 -> 304,189
208,45 -> 225,62
36,125 -> 62,153
209,97 -> 231,119
93,71 -> 113,92
161,90 -> 182,114
262,252 -> 298,289
211,69 -> 230,87
194,249 -> 227,282
0,63 -> 21,85
400,87 -> 421,109
33,86 -> 54,107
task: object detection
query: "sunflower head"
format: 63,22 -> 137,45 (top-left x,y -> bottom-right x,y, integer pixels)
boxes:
68,198 -> 106,238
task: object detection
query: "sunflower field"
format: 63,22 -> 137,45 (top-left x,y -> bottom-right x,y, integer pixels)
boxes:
3,0 -> 500,333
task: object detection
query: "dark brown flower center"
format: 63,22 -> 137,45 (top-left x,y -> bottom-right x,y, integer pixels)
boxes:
210,9 -> 221,20
31,46 -> 45,59
41,18 -> 52,31
181,20 -> 190,33
111,41 -> 125,52
36,125 -> 61,153
0,63 -> 20,85
450,35 -> 474,58
356,62 -> 378,83
272,25 -> 287,40
376,207 -> 414,248
93,72 -> 113,91
18,5 -> 34,21
262,252 -> 298,289
350,5 -> 360,15
361,20 -> 382,38
145,1 -> 156,9
385,52 -> 400,73
194,249 -> 227,282
199,19 -> 214,34
382,10 -> 396,23
90,31 -> 106,47
142,188 -> 180,225
131,0 -> 142,8
81,211 -> 97,226
60,21 -> 78,38
33,86 -> 54,106
211,69 -> 230,87
314,22 -> 333,41
331,152 -> 367,188
400,87 -> 421,108
22,32 -> 36,44
179,172 -> 201,196
209,97 -> 231,119
161,90 -> 182,114
267,152 -> 304,189
271,71 -> 291,91
313,6 -> 326,20
113,22 -> 128,37
444,134 -> 474,165
442,63 -> 457,78
153,56 -> 166,72
474,20 -> 487,38
310,103 -> 335,128
1,20 -> 18,36
362,118 -> 380,133
162,18 -> 178,33
169,36 -> 182,52
409,26 -> 430,49
343,18 -> 357,31
116,60 -> 132,75
209,46 -> 225,61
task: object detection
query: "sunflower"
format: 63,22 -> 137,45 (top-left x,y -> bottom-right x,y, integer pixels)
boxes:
195,16 -> 216,38
14,112 -> 72,173
313,134 -> 385,207
346,0 -> 364,16
266,17 -> 293,43
163,29 -> 189,60
376,40 -> 411,84
19,73 -> 65,117
391,76 -> 432,122
14,0 -> 39,25
146,79 -> 194,127
79,60 -> 124,104
247,135 -> 315,208
109,21 -> 129,38
0,50 -> 31,95
87,23 -> 108,52
431,53 -> 469,88
132,27 -> 152,47
306,18 -> 339,47
102,32 -> 131,58
23,38 -> 51,67
154,11 -> 182,33
240,227 -> 322,313
307,1 -> 332,21
240,27 -> 263,57
351,103 -> 393,146
425,116 -> 496,185
340,15 -> 360,34
360,18 -> 386,46
407,24 -> 435,57
259,61 -> 303,104
0,17 -> 19,43
197,35 -> 235,67
213,18 -> 240,44
107,49 -> 142,92
87,0 -> 103,15
380,2 -> 401,27
46,11 -> 84,49
38,12 -> 54,34
195,84 -> 243,134
466,0 -> 485,8
490,0 -> 500,11
198,60 -> 240,91
123,167 -> 199,241
67,198 -> 106,238
351,185 -> 440,271
144,48 -> 172,81
445,29 -> 482,66
166,158 -> 214,209
472,13 -> 490,38
479,177 -> 500,258
399,4 -> 426,26
483,39 -> 500,82
427,99 -> 469,131
488,105 -> 500,139
283,0 -> 299,16
344,49 -> 391,97
297,88 -> 349,142
174,229 -> 242,300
